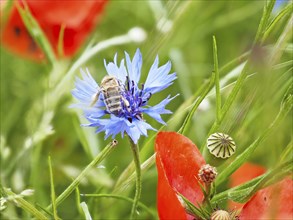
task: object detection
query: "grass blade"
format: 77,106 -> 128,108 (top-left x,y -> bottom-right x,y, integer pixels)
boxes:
213,36 -> 221,125
82,194 -> 157,218
48,156 -> 59,220
46,140 -> 118,210
1,187 -> 48,219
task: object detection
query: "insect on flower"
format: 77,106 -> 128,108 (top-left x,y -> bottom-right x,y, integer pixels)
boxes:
71,49 -> 177,143
90,76 -> 129,114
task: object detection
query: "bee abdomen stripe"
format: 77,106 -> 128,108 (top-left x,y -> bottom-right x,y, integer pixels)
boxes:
109,106 -> 122,112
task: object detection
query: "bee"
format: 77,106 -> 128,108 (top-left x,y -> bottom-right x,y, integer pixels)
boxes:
91,76 -> 130,116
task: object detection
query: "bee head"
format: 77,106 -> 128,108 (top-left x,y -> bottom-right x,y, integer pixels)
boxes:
101,75 -> 118,86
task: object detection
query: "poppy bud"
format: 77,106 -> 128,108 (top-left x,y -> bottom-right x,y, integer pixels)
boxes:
198,164 -> 217,184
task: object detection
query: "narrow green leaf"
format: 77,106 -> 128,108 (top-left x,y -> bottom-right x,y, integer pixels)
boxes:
1,187 -> 48,219
212,159 -> 292,205
35,203 -> 54,218
179,194 -> 210,219
46,140 -> 118,210
75,187 -> 82,215
279,140 -> 293,163
216,87 -> 292,185
82,194 -> 157,218
262,2 -> 293,43
269,14 -> 293,65
178,72 -> 216,135
116,154 -> 155,193
80,202 -> 92,220
254,0 -> 276,44
213,36 -> 221,124
48,156 -> 59,220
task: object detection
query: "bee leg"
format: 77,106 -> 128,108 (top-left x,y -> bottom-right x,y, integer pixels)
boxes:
90,90 -> 101,107
121,96 -> 131,112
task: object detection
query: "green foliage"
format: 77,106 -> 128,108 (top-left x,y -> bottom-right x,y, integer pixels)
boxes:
1,0 -> 292,219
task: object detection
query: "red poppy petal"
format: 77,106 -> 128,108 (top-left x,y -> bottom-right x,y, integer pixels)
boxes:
229,162 -> 266,210
23,0 -> 107,57
239,178 -> 293,219
1,0 -> 107,59
155,132 -> 206,220
156,153 -> 187,220
1,7 -> 44,60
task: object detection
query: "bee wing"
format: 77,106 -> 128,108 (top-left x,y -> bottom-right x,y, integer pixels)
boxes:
90,90 -> 101,107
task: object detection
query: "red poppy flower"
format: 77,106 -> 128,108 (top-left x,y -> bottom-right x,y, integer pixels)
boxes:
155,131 -> 206,220
229,162 -> 266,210
1,0 -> 107,60
239,177 -> 293,219
155,132 -> 293,220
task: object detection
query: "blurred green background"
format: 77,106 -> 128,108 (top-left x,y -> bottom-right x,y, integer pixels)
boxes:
1,0 -> 292,219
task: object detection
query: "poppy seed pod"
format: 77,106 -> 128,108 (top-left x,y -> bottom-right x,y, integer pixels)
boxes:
207,133 -> 236,159
211,210 -> 231,220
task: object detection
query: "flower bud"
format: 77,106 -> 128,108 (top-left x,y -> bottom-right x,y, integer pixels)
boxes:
198,164 -> 217,184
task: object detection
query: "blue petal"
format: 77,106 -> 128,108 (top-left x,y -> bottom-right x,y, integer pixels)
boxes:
125,119 -> 156,144
125,48 -> 142,84
84,108 -> 107,119
144,56 -> 177,94
104,55 -> 128,83
82,114 -> 155,144
141,94 -> 179,125
71,69 -> 105,108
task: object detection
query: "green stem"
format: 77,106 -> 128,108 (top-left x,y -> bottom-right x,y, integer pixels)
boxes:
212,159 -> 292,205
82,194 -> 156,218
1,187 -> 48,219
46,140 -> 117,210
128,137 -> 141,219
178,72 -> 216,135
213,36 -> 221,124
254,0 -> 276,45
262,3 -> 293,43
203,183 -> 213,211
48,156 -> 58,220
200,0 -> 276,154
216,86 -> 292,185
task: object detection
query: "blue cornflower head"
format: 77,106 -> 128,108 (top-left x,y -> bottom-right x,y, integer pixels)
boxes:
71,49 -> 178,144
